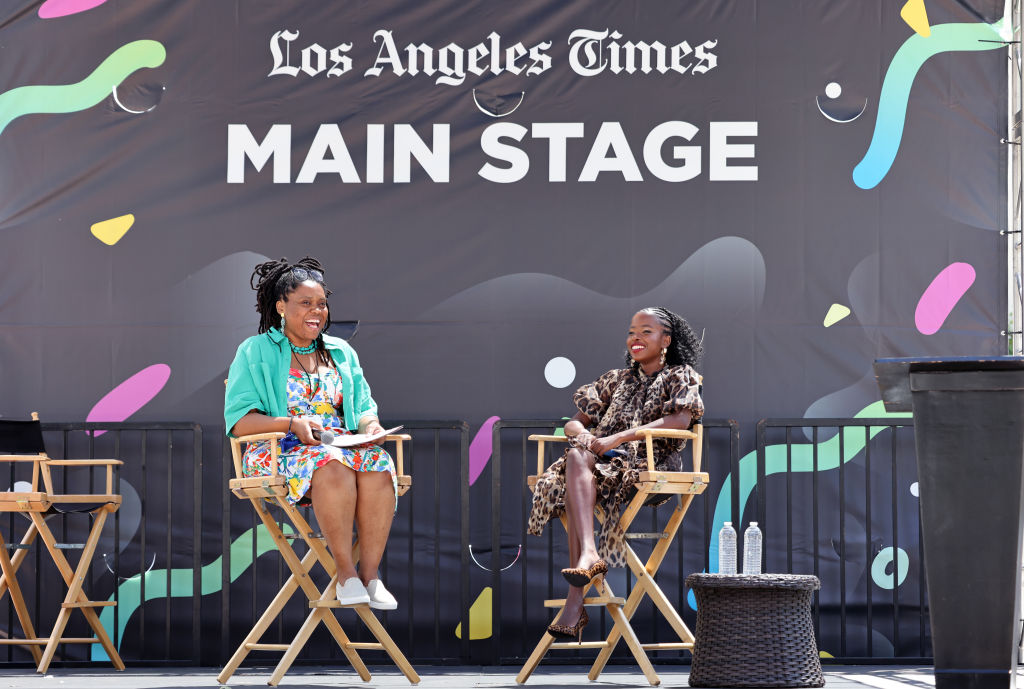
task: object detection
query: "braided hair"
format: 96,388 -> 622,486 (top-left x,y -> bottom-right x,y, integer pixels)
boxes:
250,256 -> 333,360
624,307 -> 703,371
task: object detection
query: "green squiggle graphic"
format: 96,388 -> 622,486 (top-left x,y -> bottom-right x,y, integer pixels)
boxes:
91,523 -> 290,661
0,40 -> 165,137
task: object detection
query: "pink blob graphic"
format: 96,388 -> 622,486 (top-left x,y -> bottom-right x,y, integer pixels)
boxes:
468,416 -> 501,486
38,0 -> 108,19
914,262 -> 976,335
85,364 -> 171,436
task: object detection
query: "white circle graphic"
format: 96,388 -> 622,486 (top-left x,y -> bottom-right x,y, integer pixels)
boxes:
825,82 -> 842,99
910,482 -> 919,497
544,357 -> 576,388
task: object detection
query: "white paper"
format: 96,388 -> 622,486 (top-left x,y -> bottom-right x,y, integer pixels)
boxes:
328,425 -> 404,448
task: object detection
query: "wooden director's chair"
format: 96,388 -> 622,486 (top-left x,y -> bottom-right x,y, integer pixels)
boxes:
0,414 -> 124,673
517,424 -> 709,687
217,429 -> 419,686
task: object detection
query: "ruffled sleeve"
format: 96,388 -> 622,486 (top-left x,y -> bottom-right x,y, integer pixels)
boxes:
573,369 -> 624,425
662,365 -> 704,422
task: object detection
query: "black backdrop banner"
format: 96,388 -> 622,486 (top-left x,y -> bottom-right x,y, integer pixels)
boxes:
0,0 -> 1007,664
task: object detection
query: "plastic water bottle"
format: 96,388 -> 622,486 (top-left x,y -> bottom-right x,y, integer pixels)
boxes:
743,521 -> 763,575
718,522 -> 737,574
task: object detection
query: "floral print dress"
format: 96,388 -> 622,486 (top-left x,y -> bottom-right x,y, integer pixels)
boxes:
242,367 -> 396,505
527,364 -> 704,568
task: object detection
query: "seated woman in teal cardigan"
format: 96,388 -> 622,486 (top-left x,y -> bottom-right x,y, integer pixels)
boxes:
224,256 -> 397,610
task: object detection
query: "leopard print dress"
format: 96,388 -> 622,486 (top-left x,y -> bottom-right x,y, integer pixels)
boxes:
526,364 -> 704,568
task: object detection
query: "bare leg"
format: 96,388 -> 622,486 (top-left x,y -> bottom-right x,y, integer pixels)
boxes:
564,448 -> 600,569
354,470 -> 396,584
565,487 -> 582,568
553,449 -> 599,627
311,461 -> 359,581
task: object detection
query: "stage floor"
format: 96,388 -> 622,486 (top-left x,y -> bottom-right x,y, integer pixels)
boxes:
0,665 -> 990,688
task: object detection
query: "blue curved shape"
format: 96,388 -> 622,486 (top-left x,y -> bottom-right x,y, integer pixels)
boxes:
853,21 -> 1003,190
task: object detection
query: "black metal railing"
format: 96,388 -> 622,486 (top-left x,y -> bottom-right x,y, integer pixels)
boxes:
2,416 -> 932,667
755,418 -> 925,661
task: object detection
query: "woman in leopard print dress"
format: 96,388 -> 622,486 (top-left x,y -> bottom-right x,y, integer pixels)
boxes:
527,307 -> 703,639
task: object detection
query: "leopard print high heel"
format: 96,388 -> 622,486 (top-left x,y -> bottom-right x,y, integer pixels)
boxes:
546,608 -> 589,642
560,559 -> 608,587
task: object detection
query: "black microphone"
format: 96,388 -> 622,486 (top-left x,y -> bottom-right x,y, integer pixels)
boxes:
312,429 -> 336,445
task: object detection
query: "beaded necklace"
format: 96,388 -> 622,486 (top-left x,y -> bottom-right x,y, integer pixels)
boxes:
290,340 -> 317,355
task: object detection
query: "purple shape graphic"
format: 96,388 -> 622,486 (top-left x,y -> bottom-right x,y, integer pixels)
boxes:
914,262 -> 976,335
38,0 -> 108,18
86,364 -> 171,436
468,416 -> 500,486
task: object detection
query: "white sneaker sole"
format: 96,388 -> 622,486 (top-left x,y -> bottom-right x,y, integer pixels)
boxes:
336,581 -> 370,606
338,596 -> 371,606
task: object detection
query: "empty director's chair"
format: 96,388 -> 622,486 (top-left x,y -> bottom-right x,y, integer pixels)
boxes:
217,429 -> 419,686
0,414 -> 124,673
517,424 -> 709,687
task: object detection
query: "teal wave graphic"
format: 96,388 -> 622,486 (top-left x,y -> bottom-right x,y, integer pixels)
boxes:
91,523 -> 290,661
0,40 -> 165,137
694,401 -> 911,609
852,21 -> 1003,190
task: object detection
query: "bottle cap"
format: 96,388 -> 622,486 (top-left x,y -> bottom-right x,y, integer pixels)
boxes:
724,521 -> 732,526
750,522 -> 758,526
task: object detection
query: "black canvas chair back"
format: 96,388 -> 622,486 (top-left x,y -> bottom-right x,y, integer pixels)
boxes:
0,419 -> 46,455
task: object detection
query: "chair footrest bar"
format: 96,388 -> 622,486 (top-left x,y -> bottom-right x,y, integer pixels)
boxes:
310,600 -> 370,608
0,638 -> 98,644
543,597 -> 625,607
54,543 -> 85,549
62,601 -> 116,608
625,532 -> 670,540
640,642 -> 694,650
244,643 -> 291,651
284,532 -> 322,540
550,641 -> 609,649
346,642 -> 385,650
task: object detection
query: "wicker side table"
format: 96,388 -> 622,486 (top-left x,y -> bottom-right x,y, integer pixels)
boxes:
686,573 -> 823,688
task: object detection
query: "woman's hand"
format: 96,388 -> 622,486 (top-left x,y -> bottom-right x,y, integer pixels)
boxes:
589,433 -> 624,457
571,430 -> 596,451
290,416 -> 324,445
358,415 -> 387,439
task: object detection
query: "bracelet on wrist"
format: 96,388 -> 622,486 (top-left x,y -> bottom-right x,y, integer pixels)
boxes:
287,417 -> 293,433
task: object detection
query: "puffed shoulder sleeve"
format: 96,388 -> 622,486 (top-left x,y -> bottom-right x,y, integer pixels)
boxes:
662,365 -> 704,422
572,369 -> 623,424
224,341 -> 264,437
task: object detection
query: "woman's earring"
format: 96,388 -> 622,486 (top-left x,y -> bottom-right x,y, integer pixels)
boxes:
660,348 -> 667,366
279,312 -> 285,330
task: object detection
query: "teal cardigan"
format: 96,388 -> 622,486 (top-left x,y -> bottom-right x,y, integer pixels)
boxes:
224,329 -> 378,437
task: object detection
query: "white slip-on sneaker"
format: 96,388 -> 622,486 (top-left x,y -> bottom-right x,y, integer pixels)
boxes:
365,579 -> 398,610
336,577 -> 370,606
